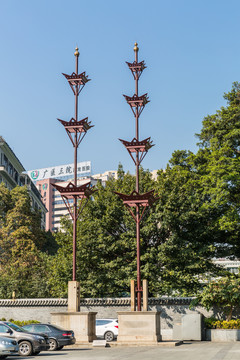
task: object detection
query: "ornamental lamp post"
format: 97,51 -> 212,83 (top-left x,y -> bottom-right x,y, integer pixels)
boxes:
115,43 -> 158,311
52,47 -> 95,311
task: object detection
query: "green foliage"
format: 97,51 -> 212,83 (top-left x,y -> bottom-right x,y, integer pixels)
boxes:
0,318 -> 40,326
47,167 -> 160,297
195,274 -> 240,320
0,184 -> 54,298
2,82 -> 240,299
204,317 -> 218,329
154,161 -> 224,295
204,317 -> 240,329
48,81 -> 240,297
10,319 -> 40,326
194,83 -> 240,257
152,82 -> 240,295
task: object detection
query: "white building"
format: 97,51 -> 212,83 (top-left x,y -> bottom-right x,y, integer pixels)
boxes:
213,258 -> 240,274
0,136 -> 47,228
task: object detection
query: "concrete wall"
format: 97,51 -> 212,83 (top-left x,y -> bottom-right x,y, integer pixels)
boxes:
0,297 -> 213,330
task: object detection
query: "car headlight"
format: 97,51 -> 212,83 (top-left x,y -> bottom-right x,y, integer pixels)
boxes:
1,340 -> 12,345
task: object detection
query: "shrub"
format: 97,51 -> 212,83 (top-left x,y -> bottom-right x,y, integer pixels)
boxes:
0,319 -> 40,326
204,317 -> 218,329
11,320 -> 40,326
204,317 -> 240,329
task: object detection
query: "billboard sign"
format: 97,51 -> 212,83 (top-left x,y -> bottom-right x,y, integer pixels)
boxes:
27,161 -> 91,182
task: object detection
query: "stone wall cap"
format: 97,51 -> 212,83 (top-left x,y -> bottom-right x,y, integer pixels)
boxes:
117,311 -> 161,315
51,312 -> 98,315
0,297 -> 194,307
0,298 -> 68,307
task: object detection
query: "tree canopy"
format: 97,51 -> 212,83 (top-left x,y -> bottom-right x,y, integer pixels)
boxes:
47,82 -> 240,298
47,167 -> 160,298
194,274 -> 240,320
152,82 -> 240,294
0,184 -> 55,298
1,83 -> 240,299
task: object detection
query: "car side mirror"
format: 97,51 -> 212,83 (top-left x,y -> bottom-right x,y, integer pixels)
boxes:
6,329 -> 13,334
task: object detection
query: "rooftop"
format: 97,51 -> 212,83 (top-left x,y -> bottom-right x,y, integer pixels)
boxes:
0,136 -> 25,171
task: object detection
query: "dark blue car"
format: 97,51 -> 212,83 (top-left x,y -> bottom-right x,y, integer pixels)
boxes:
22,324 -> 76,351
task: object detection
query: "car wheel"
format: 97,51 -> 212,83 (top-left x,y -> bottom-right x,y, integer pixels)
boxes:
57,346 -> 64,350
19,341 -> 33,356
104,331 -> 114,342
49,338 -> 58,351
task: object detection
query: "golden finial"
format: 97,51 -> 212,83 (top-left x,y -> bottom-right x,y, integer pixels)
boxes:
74,46 -> 79,57
134,42 -> 139,52
12,291 -> 16,301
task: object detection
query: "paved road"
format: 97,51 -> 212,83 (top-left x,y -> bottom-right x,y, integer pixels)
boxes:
8,342 -> 240,360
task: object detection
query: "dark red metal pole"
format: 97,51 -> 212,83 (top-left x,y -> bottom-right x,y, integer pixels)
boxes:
134,43 -> 142,311
116,43 -> 156,313
73,47 -> 79,281
57,47 -> 92,283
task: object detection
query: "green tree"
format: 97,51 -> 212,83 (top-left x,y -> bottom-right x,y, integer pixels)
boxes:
48,83 -> 240,298
47,167 -> 161,298
194,274 -> 240,320
151,82 -> 240,295
0,183 -> 12,227
0,185 -> 52,298
194,82 -> 240,257
154,162 -> 218,295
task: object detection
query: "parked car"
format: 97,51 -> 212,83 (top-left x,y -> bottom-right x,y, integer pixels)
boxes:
0,321 -> 49,356
0,335 -> 19,359
96,319 -> 118,342
22,323 -> 76,351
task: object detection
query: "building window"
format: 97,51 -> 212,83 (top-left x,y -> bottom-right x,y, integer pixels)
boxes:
52,214 -> 63,218
14,169 -> 19,184
53,195 -> 61,199
3,155 -> 8,168
52,206 -> 67,212
52,199 -> 73,205
8,162 -> 13,177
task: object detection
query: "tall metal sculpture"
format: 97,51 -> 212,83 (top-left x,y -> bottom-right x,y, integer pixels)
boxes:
53,47 -> 95,281
115,43 -> 158,311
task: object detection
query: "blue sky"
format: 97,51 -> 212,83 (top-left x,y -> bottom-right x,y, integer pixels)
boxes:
0,0 -> 239,175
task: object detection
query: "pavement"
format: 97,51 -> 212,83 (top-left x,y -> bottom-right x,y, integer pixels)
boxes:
8,342 -> 240,360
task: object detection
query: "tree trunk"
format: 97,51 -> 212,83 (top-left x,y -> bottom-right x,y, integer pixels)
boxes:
226,306 -> 233,321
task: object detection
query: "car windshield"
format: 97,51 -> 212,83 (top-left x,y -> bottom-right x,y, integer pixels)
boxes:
6,322 -> 25,332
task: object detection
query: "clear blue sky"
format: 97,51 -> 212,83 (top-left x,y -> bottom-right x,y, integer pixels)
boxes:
0,0 -> 239,175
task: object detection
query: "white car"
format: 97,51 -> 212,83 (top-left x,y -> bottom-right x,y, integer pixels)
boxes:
96,319 -> 118,342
